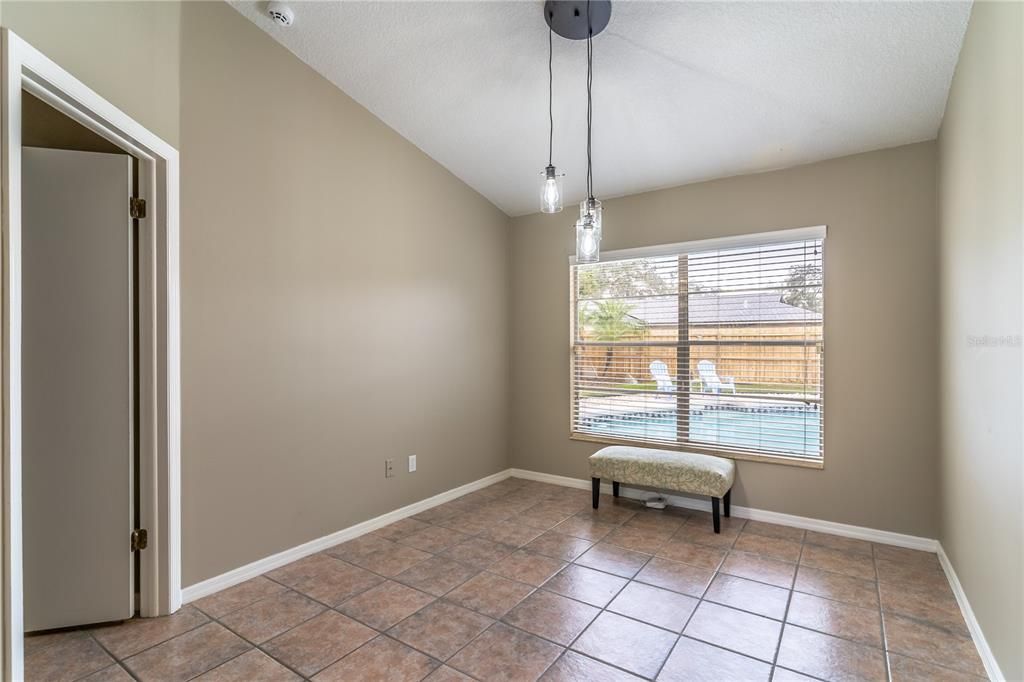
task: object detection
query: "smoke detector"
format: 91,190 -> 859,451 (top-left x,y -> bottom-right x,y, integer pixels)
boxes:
266,2 -> 294,27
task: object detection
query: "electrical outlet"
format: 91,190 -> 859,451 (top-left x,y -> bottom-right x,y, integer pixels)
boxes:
385,459 -> 394,478
408,455 -> 417,472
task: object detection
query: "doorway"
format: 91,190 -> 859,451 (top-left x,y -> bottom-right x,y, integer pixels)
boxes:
21,91 -> 140,634
2,29 -> 182,680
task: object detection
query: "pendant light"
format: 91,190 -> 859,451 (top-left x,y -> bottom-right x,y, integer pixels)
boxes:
540,23 -> 564,213
574,1 -> 601,263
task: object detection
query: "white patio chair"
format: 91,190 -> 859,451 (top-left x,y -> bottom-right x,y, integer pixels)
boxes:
649,360 -> 675,392
697,360 -> 736,394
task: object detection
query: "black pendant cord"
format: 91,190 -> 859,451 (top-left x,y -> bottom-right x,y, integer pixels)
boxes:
548,25 -> 554,167
586,0 -> 594,202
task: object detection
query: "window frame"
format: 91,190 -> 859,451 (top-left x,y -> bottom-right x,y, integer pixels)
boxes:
568,225 -> 827,469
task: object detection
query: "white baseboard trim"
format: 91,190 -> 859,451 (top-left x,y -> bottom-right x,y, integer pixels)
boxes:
937,544 -> 1005,681
508,468 -> 938,552
181,468 -> 514,603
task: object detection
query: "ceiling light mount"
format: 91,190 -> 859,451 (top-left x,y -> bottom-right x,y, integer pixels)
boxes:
544,1 -> 611,41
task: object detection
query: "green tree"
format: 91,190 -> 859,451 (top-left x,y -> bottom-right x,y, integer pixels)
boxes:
579,300 -> 647,375
780,263 -> 823,314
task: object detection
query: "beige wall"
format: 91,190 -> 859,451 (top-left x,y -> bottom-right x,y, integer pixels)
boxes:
4,1 -> 510,587
938,2 -> 1023,679
510,142 -> 941,538
178,2 -> 508,584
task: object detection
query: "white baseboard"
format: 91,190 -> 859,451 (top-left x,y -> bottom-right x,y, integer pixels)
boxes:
937,544 -> 1005,681
508,468 -> 938,552
181,468 -> 514,603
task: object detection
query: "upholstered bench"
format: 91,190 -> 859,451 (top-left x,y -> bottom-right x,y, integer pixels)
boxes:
589,446 -> 736,533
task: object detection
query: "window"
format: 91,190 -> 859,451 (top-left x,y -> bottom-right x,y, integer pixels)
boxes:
570,227 -> 825,465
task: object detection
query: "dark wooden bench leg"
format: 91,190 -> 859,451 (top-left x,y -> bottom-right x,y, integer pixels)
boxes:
612,481 -> 620,498
592,477 -> 600,509
712,496 -> 721,533
724,488 -> 731,518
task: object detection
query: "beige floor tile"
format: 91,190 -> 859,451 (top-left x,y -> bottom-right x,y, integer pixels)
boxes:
884,613 -> 987,677
550,515 -> 617,542
195,649 -> 301,681
741,521 -> 805,543
122,622 -> 250,682
873,545 -> 941,569
91,605 -> 209,659
503,589 -> 600,645
800,544 -> 876,581
526,530 -> 595,561
394,555 -> 480,597
78,664 -> 135,682
888,652 -> 987,681
445,571 -> 535,618
786,592 -> 883,647
604,525 -> 674,555
607,581 -> 698,633
387,600 -> 493,660
575,503 -> 639,525
793,565 -> 879,609
351,543 -> 434,577
720,551 -> 797,588
323,534 -> 396,562
769,666 -> 820,681
541,651 -> 644,681
733,532 -> 802,563
24,633 -> 114,682
337,580 -> 435,630
804,531 -> 873,556
519,507 -> 576,530
24,629 -> 90,656
655,538 -> 727,570
658,636 -> 771,682
704,573 -> 790,620
572,612 -> 677,678
878,579 -> 967,635
426,665 -> 476,681
219,590 -> 323,644
635,557 -> 714,597
193,577 -> 287,619
443,536 -> 517,569
267,554 -> 384,605
262,611 -> 376,677
490,549 -> 567,586
776,624 -> 886,682
399,525 -> 472,553
314,635 -> 440,682
684,602 -> 782,662
543,564 -> 628,607
575,543 -> 650,578
478,520 -> 546,547
875,557 -> 950,589
372,518 -> 432,541
449,622 -> 563,681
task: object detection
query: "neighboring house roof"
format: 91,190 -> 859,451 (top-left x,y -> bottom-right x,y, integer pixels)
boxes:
624,291 -> 822,325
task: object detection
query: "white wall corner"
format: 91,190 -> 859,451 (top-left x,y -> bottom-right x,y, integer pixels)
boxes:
936,544 -> 1006,681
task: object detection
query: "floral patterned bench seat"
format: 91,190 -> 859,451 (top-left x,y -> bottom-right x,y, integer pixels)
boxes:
589,445 -> 736,533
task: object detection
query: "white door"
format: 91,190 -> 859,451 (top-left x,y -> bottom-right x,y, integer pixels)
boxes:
21,147 -> 134,631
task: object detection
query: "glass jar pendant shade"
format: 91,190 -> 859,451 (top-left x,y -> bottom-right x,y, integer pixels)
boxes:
575,198 -> 601,263
541,165 -> 564,213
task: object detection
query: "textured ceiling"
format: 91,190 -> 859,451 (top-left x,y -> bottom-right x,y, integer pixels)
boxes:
230,1 -> 971,216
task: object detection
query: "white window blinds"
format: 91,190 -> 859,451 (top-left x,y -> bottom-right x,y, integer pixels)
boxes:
571,228 -> 825,463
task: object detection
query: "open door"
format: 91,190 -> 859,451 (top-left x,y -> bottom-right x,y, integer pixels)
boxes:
21,147 -> 134,631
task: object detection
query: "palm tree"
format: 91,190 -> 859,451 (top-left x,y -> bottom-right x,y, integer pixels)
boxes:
579,300 -> 647,376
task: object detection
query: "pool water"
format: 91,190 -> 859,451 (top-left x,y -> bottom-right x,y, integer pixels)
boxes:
586,409 -> 821,457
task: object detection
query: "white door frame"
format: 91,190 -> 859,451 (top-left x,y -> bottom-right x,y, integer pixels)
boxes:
1,30 -> 181,679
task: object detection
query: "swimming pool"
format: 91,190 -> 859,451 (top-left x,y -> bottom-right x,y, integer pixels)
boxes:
583,407 -> 821,457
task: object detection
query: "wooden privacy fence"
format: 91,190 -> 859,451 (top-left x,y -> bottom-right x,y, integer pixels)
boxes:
576,323 -> 823,390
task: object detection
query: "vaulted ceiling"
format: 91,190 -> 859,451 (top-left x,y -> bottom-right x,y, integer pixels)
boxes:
231,1 -> 971,216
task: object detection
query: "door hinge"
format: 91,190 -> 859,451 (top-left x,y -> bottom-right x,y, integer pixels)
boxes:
130,197 -> 147,219
131,528 -> 148,552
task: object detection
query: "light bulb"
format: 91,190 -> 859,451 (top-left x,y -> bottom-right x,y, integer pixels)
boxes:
540,165 -> 564,213
580,228 -> 597,256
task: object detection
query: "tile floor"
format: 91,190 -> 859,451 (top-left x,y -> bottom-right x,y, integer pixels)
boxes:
25,477 -> 987,681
